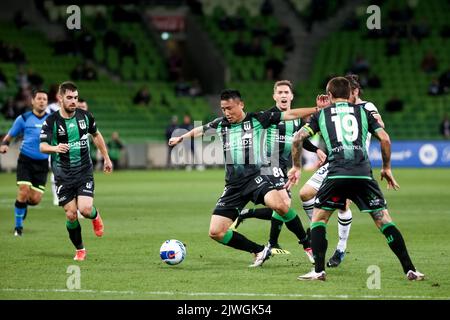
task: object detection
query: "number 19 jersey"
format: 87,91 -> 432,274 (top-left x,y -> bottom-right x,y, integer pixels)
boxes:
303,102 -> 382,178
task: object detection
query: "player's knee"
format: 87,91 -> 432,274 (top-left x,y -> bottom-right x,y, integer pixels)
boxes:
65,210 -> 77,221
299,188 -> 313,202
79,206 -> 93,217
28,194 -> 42,205
273,202 -> 289,215
208,229 -> 222,241
17,187 -> 30,201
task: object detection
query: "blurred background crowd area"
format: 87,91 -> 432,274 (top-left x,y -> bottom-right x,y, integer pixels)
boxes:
0,0 -> 449,146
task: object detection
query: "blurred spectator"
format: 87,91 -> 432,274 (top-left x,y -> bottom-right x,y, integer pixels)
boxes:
165,115 -> 179,168
47,84 -> 59,104
186,0 -> 203,15
260,0 -> 274,16
438,69 -> 450,94
14,11 -> 28,29
168,52 -> 183,81
304,0 -> 328,32
0,43 -> 26,64
248,37 -> 264,57
272,24 -> 295,52
119,39 -> 138,64
386,35 -> 401,56
175,78 -> 190,97
27,68 -> 44,89
112,5 -> 140,23
251,22 -> 268,38
342,16 -> 359,31
440,25 -> 450,38
189,79 -> 203,97
70,62 -> 97,81
77,31 -> 96,59
1,97 -> 16,119
265,55 -> 284,80
93,12 -> 107,31
133,86 -> 152,106
350,55 -> 370,74
233,34 -> 250,56
367,74 -> 382,89
103,30 -> 121,52
16,65 -> 29,89
107,131 -> 124,170
0,68 -> 7,89
440,114 -> 450,139
410,19 -> 430,42
385,96 -> 404,112
428,79 -> 442,96
420,51 -> 439,74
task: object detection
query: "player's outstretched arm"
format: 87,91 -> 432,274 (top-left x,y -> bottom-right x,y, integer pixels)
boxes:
282,94 -> 329,121
285,128 -> 312,190
168,125 -> 204,146
0,135 -> 13,154
40,142 -> 70,154
374,128 -> 400,190
92,131 -> 113,173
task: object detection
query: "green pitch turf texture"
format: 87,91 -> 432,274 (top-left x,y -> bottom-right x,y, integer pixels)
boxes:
1,168 -> 449,300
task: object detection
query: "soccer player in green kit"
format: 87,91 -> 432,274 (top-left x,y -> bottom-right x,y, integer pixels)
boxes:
40,81 -> 112,261
169,89 -> 325,267
287,77 -> 424,281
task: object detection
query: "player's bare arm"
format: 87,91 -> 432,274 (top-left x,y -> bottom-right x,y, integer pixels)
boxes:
285,128 -> 312,189
92,131 -> 113,173
0,134 -> 12,153
281,95 -> 328,121
40,142 -> 70,154
168,126 -> 204,146
374,128 -> 400,190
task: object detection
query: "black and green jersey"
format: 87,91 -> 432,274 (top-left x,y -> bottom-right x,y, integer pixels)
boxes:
40,109 -> 97,182
203,111 -> 282,184
303,101 -> 382,178
265,106 -> 318,170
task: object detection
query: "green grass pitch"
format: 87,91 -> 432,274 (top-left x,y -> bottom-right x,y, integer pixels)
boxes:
0,168 -> 449,300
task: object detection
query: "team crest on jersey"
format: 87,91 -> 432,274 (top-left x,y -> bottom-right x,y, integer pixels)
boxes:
243,121 -> 251,131
78,119 -> 86,129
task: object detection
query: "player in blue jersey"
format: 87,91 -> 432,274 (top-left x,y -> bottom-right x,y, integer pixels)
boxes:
0,90 -> 49,236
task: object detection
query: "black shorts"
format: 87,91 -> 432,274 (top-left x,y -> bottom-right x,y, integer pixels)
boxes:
16,153 -> 49,193
55,176 -> 95,206
213,174 -> 277,220
264,166 -> 291,197
315,177 -> 387,212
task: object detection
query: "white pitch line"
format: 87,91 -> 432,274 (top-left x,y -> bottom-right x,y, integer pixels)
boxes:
0,288 -> 448,300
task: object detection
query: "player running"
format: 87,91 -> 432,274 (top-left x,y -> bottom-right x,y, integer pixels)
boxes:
1,90 -> 49,236
288,77 -> 424,281
40,81 -> 112,261
169,89 -> 325,267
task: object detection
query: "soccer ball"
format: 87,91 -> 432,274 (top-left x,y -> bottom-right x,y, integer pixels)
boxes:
159,239 -> 186,265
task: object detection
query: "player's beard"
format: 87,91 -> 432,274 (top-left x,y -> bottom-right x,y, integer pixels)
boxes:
62,101 -> 77,116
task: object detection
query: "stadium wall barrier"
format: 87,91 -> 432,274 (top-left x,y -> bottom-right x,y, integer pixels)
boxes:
369,141 -> 450,168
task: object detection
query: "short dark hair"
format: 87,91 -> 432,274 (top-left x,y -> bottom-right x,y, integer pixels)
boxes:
326,77 -> 351,99
78,98 -> 85,103
220,89 -> 242,101
32,90 -> 48,99
345,74 -> 363,94
59,81 -> 78,95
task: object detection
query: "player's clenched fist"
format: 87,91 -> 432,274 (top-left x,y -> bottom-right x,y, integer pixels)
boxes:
168,136 -> 183,146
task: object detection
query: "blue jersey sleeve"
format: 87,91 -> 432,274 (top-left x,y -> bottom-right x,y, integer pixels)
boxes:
8,115 -> 25,137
